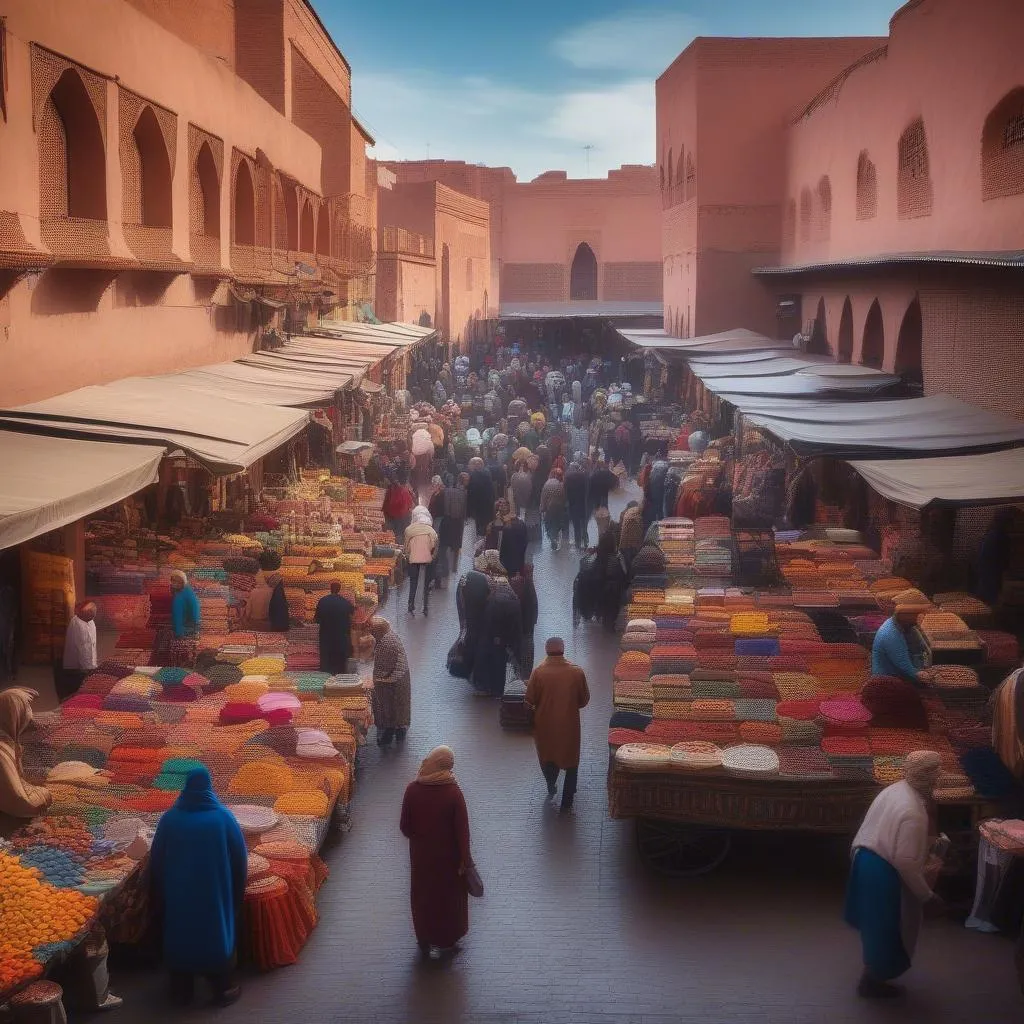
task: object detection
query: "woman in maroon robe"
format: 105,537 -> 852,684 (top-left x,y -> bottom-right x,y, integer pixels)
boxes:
399,745 -> 472,959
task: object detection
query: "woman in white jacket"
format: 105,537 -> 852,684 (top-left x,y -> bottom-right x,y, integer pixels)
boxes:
404,505 -> 439,616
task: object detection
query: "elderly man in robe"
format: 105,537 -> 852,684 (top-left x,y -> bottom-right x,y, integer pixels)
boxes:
525,637 -> 590,813
845,750 -> 944,998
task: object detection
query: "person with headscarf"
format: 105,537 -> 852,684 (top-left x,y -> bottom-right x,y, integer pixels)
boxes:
539,467 -> 567,551
508,562 -> 538,675
366,617 -> 411,747
991,664 -> 1024,780
383,471 -> 416,544
452,567 -> 491,679
150,766 -> 247,1006
510,460 -> 534,519
404,505 -> 439,616
399,746 -> 473,960
267,573 -> 289,632
845,751 -> 944,998
617,499 -> 644,569
525,638 -> 590,813
61,600 -> 98,701
170,570 -> 200,639
471,551 -> 523,696
871,591 -> 932,686
498,511 -> 529,576
427,476 -> 448,588
314,581 -> 355,674
466,457 -> 495,537
0,687 -> 51,829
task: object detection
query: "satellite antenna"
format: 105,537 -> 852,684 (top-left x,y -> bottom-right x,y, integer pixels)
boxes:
583,144 -> 594,175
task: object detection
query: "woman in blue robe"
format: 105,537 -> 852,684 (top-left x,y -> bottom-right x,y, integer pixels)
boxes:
150,766 -> 248,1006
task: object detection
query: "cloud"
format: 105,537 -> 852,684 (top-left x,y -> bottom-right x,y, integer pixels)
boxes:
553,9 -> 701,75
359,71 -> 654,180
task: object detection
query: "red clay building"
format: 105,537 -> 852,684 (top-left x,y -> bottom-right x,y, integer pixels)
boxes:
0,0 -> 376,405
656,35 -> 885,344
375,179 -> 490,345
382,160 -> 662,318
762,0 -> 1024,421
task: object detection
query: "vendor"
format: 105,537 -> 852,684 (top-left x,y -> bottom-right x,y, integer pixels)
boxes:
0,687 -> 51,831
60,600 -> 98,701
169,570 -> 201,638
992,664 -> 1024,779
871,591 -> 931,686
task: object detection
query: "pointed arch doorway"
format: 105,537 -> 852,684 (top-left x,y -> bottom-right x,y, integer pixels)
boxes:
569,242 -> 597,300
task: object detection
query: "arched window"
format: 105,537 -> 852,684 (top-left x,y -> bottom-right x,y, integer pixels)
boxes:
861,298 -> 884,368
316,203 -> 330,257
799,187 -> 813,242
808,297 -> 829,355
856,151 -> 877,221
981,87 -> 1024,201
667,149 -> 674,192
569,242 -> 598,301
132,106 -> 172,227
233,161 -> 255,245
814,176 -> 831,242
299,198 -> 314,253
838,297 -> 853,363
897,118 -> 933,220
192,141 -> 220,237
41,68 -> 107,220
684,154 -> 695,200
783,199 -> 797,251
895,295 -> 923,389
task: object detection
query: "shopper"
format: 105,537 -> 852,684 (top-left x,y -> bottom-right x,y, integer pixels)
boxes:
471,551 -> 522,696
399,746 -> 473,960
383,473 -> 415,544
844,750 -> 943,999
169,570 -> 200,638
404,505 -> 439,616
510,461 -> 534,518
508,562 -> 539,675
617,499 -> 644,569
437,475 -> 469,582
314,581 -> 355,674
588,458 -> 618,515
150,766 -> 246,1006
466,457 -> 496,537
525,637 -> 590,812
0,687 -> 52,825
539,468 -> 567,551
367,616 -> 411,747
565,460 -> 588,549
267,573 -> 289,632
61,600 -> 98,701
871,591 -> 932,685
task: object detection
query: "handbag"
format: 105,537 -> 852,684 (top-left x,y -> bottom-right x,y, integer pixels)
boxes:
464,861 -> 484,898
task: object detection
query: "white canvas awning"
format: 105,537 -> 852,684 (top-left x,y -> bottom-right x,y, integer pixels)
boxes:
153,362 -> 350,407
850,450 -> 1024,509
0,432 -> 164,549
306,320 -> 436,347
0,378 -> 310,474
618,327 -> 778,352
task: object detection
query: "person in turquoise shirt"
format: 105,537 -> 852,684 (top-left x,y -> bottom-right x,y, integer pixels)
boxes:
871,592 -> 931,685
170,570 -> 201,638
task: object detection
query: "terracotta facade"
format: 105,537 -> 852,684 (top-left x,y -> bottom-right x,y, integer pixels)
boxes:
657,36 -> 886,342
382,160 -> 662,317
0,0 -> 374,405
376,181 -> 489,345
769,0 -> 1024,420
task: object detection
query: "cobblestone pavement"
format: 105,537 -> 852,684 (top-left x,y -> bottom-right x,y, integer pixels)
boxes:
105,490 -> 1022,1024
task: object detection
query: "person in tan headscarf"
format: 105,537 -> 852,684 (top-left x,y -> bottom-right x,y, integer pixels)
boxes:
525,638 -> 590,813
0,688 -> 52,826
992,664 -> 1024,780
845,750 -> 943,998
366,617 -> 411,747
871,590 -> 932,686
399,746 -> 473,959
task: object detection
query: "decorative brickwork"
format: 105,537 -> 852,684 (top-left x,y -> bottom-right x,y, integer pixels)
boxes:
981,87 -> 1024,201
188,124 -> 223,271
798,187 -> 812,243
501,263 -> 566,302
855,151 -> 877,221
897,117 -> 932,220
602,262 -> 663,301
813,176 -> 831,243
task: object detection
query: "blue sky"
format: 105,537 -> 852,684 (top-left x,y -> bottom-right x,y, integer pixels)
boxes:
314,0 -> 898,180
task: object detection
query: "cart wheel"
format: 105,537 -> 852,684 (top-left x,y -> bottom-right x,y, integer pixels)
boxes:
635,819 -> 732,877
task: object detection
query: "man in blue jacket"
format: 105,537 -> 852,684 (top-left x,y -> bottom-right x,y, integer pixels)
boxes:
871,591 -> 931,685
169,570 -> 201,638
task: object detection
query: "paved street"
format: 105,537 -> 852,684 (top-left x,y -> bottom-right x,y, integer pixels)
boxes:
107,492 -> 1022,1024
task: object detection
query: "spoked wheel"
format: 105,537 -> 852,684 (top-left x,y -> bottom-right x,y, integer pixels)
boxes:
635,818 -> 732,877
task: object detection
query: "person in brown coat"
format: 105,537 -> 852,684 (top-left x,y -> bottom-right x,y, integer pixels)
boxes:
525,637 -> 590,812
